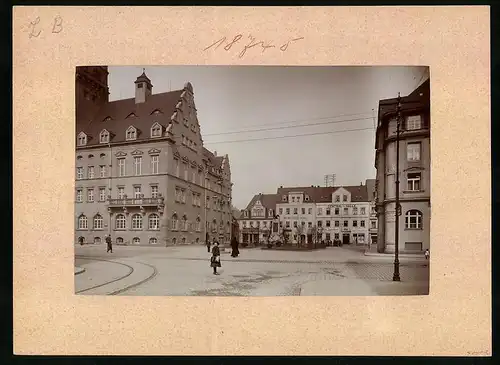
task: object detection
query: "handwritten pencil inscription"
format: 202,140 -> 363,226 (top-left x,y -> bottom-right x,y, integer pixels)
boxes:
203,34 -> 304,58
28,16 -> 64,38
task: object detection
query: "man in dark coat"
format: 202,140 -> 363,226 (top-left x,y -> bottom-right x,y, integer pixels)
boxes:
210,241 -> 221,275
78,236 -> 84,246
206,233 -> 211,253
106,235 -> 113,253
230,236 -> 239,257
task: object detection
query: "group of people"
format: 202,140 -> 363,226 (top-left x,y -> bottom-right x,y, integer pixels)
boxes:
78,235 -> 113,253
207,236 -> 240,275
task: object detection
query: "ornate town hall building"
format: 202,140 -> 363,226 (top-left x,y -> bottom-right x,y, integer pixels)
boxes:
75,66 -> 233,246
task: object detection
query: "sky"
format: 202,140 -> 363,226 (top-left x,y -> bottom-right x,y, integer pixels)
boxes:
108,66 -> 429,210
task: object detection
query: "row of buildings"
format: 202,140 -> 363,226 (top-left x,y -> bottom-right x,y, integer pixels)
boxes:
74,67 -> 233,246
237,180 -> 378,246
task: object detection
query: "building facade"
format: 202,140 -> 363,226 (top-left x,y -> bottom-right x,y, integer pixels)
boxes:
374,78 -> 430,253
238,194 -> 277,245
74,67 -> 232,246
238,181 -> 374,246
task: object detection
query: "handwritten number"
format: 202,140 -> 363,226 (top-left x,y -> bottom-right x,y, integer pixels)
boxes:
29,17 -> 41,38
52,16 -> 63,33
203,37 -> 226,51
223,34 -> 242,51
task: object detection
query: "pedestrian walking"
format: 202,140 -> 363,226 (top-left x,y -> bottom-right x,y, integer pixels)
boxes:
230,236 -> 239,257
78,236 -> 84,246
424,249 -> 429,260
106,235 -> 113,253
206,234 -> 211,253
210,241 -> 221,275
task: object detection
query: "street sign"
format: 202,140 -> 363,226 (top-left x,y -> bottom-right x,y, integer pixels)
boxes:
396,204 -> 402,216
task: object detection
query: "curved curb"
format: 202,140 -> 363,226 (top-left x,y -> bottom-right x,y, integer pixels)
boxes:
74,267 -> 86,275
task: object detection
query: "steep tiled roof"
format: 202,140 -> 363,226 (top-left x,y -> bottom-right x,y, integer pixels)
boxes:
77,90 -> 183,146
244,193 -> 280,211
276,185 -> 369,202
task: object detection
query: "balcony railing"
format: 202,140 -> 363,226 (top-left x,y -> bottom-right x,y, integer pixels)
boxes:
108,197 -> 165,206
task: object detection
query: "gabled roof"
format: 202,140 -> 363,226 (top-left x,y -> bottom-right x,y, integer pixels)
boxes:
244,193 -> 280,211
77,90 -> 183,146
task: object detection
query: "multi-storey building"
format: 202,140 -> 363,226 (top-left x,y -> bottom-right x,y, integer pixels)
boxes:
238,181 -> 374,246
374,78 -> 430,253
74,67 -> 232,246
365,178 -> 378,246
238,193 -> 278,245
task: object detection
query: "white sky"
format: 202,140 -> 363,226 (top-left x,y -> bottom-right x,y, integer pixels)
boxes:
108,66 -> 428,209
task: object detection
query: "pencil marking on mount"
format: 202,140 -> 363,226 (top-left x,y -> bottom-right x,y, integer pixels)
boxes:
29,17 -> 41,38
28,16 -> 64,38
52,16 -> 63,33
203,34 -> 304,58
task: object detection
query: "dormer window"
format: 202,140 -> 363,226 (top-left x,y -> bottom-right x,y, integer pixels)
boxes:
99,129 -> 110,144
77,132 -> 87,146
126,126 -> 137,141
151,109 -> 162,115
151,122 -> 162,138
126,113 -> 137,119
282,195 -> 287,201
103,116 -> 112,122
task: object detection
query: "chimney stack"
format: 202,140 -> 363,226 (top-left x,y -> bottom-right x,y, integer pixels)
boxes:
214,151 -> 217,157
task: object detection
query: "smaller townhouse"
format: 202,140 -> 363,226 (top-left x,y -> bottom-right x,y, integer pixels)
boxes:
239,193 -> 278,245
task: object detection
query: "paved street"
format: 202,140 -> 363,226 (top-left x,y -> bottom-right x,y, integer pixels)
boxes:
75,244 -> 429,296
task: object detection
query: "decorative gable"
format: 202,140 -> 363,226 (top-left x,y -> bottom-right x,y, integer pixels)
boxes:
77,131 -> 87,146
151,122 -> 162,138
131,149 -> 144,156
115,151 -> 127,157
148,148 -> 161,155
99,129 -> 110,144
126,125 -> 138,141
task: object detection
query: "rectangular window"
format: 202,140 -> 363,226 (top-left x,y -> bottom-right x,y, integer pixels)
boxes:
293,208 -> 298,215
344,208 -> 348,215
279,208 -> 283,214
326,220 -> 331,227
88,166 -> 95,179
407,173 -> 421,191
293,221 -> 297,228
308,208 -> 312,214
99,187 -> 106,202
151,155 -> 159,174
192,168 -> 196,183
326,208 -> 331,215
308,222 -> 312,228
406,115 -> 422,131
183,163 -> 188,180
360,220 -> 365,227
353,207 -> 358,215
118,158 -> 125,177
286,208 -> 290,214
134,156 -> 142,176
335,208 -> 339,215
407,142 -> 421,162
134,186 -> 141,199
76,167 -> 83,180
285,221 -> 290,228
151,185 -> 158,198
353,220 -> 358,227
371,221 -> 377,228
301,208 -> 305,214
343,195 -> 347,202
360,207 -> 366,215
118,187 -> 125,199
318,220 -> 323,227
343,220 -> 348,227
318,208 -> 323,215
99,165 -> 106,178
335,195 -> 340,202
87,188 -> 94,202
76,189 -> 83,202
174,158 -> 180,177
335,220 -> 339,227
334,233 -> 339,239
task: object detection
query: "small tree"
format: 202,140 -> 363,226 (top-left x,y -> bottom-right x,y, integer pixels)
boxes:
309,225 -> 318,247
295,223 -> 305,248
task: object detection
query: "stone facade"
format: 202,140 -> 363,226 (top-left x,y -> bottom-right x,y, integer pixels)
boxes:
375,78 -> 430,253
75,67 -> 232,246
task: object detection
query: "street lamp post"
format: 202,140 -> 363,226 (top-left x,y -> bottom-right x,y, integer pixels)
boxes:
393,93 -> 402,282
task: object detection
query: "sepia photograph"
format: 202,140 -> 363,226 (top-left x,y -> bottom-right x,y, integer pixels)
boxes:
74,65 -> 430,296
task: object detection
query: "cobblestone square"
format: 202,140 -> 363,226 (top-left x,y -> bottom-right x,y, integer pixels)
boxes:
75,245 -> 429,296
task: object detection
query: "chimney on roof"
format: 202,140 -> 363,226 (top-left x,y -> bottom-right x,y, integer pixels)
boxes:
135,68 -> 153,104
214,151 -> 217,157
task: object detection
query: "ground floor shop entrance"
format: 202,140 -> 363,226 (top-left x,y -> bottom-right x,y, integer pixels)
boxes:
342,233 -> 350,245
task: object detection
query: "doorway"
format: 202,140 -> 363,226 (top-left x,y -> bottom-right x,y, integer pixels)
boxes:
342,233 -> 350,245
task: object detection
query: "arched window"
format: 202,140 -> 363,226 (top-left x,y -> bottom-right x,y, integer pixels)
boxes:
181,237 -> 186,244
149,237 -> 158,244
78,214 -> 88,229
78,236 -> 85,244
195,217 -> 201,232
181,215 -> 187,231
93,214 -> 103,229
132,237 -> 140,244
171,214 -> 178,231
405,210 -> 422,229
116,237 -> 123,244
148,214 -> 159,230
94,237 -> 101,244
115,214 -> 126,229
172,237 -> 177,245
132,214 -> 143,229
